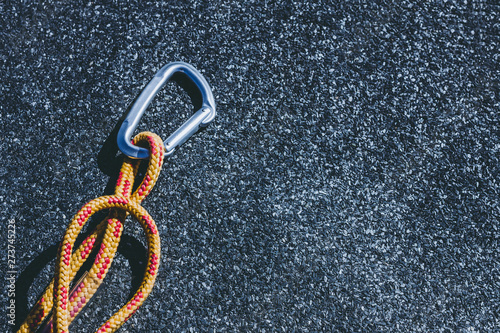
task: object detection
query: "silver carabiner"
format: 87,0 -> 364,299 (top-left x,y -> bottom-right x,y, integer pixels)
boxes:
117,62 -> 216,159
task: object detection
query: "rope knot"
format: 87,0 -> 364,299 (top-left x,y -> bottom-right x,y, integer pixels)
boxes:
19,132 -> 165,333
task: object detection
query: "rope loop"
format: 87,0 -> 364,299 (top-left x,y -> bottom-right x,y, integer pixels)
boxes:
19,132 -> 165,333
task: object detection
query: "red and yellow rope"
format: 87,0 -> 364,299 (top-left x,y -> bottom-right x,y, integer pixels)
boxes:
18,131 -> 165,333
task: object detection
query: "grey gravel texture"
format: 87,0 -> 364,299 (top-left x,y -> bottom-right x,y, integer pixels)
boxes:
1,1 -> 499,332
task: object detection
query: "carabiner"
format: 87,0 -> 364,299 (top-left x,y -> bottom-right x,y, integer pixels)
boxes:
117,62 -> 216,159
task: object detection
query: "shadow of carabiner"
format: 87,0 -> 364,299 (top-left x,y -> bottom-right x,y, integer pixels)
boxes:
97,62 -> 216,180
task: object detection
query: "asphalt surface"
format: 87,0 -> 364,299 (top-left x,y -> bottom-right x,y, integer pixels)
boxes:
1,1 -> 499,332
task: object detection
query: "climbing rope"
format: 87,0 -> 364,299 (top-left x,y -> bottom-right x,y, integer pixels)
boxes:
18,132 -> 165,333
19,61 -> 216,333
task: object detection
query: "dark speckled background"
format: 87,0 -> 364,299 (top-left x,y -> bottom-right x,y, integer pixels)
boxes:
1,1 -> 499,332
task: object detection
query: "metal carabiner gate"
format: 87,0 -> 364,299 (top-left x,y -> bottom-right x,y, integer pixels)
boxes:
117,62 -> 216,159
